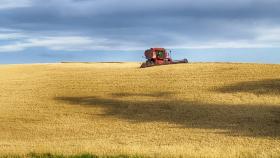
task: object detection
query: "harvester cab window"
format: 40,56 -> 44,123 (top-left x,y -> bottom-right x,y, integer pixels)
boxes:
157,51 -> 164,58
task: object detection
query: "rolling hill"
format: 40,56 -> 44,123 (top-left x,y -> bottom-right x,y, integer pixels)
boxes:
0,62 -> 279,158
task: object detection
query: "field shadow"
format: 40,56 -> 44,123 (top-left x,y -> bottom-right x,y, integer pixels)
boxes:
216,79 -> 280,95
111,92 -> 172,97
55,92 -> 280,138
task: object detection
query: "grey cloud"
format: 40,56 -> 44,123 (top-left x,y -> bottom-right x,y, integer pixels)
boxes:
0,0 -> 280,50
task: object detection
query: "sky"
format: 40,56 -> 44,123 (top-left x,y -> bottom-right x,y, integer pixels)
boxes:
0,0 -> 279,64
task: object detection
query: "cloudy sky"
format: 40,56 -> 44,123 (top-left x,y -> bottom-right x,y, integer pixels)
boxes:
0,0 -> 279,64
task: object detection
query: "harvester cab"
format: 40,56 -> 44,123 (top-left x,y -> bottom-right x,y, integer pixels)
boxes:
140,48 -> 188,68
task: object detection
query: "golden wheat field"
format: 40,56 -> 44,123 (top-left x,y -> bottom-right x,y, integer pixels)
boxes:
0,62 -> 280,158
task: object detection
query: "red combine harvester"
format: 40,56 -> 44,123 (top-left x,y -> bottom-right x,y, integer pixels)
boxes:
140,48 -> 188,68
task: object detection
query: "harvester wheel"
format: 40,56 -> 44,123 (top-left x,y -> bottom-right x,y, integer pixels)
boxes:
164,60 -> 169,64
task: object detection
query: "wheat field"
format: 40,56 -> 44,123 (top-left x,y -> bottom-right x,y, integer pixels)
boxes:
0,62 -> 279,158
